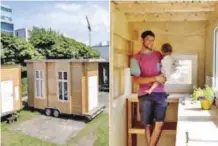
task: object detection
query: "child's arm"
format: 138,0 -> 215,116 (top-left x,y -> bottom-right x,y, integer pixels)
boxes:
145,82 -> 159,94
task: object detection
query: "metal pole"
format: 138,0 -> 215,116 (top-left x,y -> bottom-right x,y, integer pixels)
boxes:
89,30 -> 91,46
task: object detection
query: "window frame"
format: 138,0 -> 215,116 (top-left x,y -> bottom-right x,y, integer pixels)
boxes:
35,70 -> 43,98
164,54 -> 198,93
57,71 -> 68,102
213,26 -> 218,89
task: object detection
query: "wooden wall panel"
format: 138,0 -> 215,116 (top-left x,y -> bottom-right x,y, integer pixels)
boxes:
205,5 -> 218,77
110,3 -> 130,146
129,21 -> 207,88
71,63 -> 82,114
47,62 -> 57,109
27,63 -> 34,107
33,62 -> 47,109
54,62 -> 71,114
1,65 -> 22,112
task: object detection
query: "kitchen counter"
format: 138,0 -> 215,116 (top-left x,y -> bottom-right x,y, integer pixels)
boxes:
176,95 -> 218,146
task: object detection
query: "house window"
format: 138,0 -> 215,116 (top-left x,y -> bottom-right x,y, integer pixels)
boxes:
214,27 -> 218,88
35,70 -> 43,98
166,60 -> 192,85
58,71 -> 68,101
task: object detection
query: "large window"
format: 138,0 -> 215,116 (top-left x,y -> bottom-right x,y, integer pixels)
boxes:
35,70 -> 43,98
58,71 -> 68,101
1,22 -> 13,32
1,6 -> 12,12
214,27 -> 218,88
164,54 -> 197,93
166,60 -> 192,85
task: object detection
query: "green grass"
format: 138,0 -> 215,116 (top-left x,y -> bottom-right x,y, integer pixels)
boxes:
94,113 -> 109,146
21,78 -> 27,97
1,110 -> 109,146
65,113 -> 109,146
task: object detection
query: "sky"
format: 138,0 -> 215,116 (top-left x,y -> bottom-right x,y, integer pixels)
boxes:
2,0 -> 109,46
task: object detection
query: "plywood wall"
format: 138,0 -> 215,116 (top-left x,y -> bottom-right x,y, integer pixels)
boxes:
27,63 -> 34,107
129,21 -> 207,87
1,65 -> 22,112
71,63 -> 83,114
33,62 -> 47,109
110,2 -> 130,146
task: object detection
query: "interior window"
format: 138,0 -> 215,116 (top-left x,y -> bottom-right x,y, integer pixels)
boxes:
166,60 -> 192,85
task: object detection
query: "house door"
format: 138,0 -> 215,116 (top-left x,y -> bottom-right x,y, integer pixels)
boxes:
88,76 -> 98,111
1,80 -> 14,114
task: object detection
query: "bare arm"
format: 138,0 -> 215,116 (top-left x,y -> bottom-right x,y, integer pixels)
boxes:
133,76 -> 156,85
133,74 -> 166,85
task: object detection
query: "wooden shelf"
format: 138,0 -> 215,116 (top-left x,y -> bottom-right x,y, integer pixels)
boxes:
127,94 -> 178,146
127,93 -> 179,103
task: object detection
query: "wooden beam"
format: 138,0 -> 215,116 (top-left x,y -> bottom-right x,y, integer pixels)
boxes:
115,2 -> 216,13
129,128 -> 176,135
126,12 -> 209,22
127,93 -> 179,103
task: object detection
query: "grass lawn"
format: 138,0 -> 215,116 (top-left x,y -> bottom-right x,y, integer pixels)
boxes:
1,109 -> 108,146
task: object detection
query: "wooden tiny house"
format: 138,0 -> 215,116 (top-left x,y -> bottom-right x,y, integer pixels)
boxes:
25,59 -> 105,119
110,1 -> 218,146
0,65 -> 22,117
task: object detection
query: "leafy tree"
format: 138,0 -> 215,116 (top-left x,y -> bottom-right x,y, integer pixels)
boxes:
1,32 -> 43,66
29,27 -> 100,59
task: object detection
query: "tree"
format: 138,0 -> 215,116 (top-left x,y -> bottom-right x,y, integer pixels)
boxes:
29,27 -> 100,59
1,32 -> 43,65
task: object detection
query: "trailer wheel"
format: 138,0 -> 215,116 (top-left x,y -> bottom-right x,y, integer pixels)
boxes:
53,109 -> 60,118
45,108 -> 52,116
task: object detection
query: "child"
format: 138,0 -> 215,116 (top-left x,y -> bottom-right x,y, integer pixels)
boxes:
145,43 -> 175,94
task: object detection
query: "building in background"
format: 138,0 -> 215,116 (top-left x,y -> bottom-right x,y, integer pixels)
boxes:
1,4 -> 14,34
92,41 -> 109,60
15,28 -> 31,41
92,41 -> 109,91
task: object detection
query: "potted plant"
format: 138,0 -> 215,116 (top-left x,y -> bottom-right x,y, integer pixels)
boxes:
192,85 -> 215,110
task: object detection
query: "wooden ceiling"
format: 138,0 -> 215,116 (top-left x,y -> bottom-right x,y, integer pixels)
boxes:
112,1 -> 218,22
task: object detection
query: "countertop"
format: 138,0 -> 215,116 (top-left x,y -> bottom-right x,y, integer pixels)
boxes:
176,95 -> 218,146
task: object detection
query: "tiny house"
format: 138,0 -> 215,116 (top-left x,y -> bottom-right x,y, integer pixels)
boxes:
0,65 -> 22,117
110,1 -> 218,146
25,59 -> 105,120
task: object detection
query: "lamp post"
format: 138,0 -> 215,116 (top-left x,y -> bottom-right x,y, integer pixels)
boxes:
85,16 -> 91,46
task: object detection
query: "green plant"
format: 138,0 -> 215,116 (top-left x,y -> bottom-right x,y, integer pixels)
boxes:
203,85 -> 215,102
192,87 -> 204,103
192,85 -> 215,103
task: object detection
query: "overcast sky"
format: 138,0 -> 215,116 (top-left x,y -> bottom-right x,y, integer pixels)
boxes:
2,0 -> 109,46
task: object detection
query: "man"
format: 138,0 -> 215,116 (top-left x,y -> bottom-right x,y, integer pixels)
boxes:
130,30 -> 167,146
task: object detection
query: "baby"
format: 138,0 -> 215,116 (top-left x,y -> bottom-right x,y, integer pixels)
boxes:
145,43 -> 175,94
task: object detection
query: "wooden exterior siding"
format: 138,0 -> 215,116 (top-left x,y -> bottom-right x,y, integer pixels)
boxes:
26,60 -> 100,115
71,62 -> 83,114
1,65 -> 22,113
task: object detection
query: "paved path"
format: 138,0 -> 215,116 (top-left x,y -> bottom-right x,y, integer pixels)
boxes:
15,92 -> 109,145
9,115 -> 86,145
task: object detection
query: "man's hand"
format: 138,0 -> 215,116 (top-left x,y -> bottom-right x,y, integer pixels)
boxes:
155,74 -> 166,84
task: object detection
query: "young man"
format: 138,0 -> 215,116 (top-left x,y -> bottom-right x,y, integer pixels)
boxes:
130,30 -> 167,146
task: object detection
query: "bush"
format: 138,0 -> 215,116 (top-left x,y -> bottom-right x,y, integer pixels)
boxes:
22,78 -> 28,97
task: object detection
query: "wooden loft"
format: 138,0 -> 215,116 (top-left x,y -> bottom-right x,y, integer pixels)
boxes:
112,1 -> 218,22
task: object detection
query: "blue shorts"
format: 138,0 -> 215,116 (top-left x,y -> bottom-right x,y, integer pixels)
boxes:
138,92 -> 168,125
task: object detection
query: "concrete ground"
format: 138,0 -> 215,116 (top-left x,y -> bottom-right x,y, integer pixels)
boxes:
9,115 -> 86,145
12,92 -> 109,145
